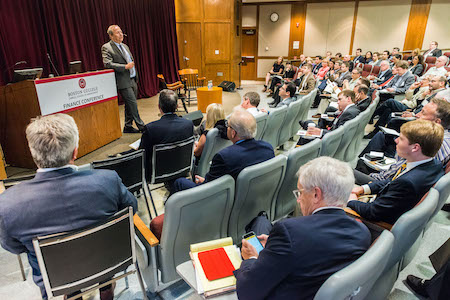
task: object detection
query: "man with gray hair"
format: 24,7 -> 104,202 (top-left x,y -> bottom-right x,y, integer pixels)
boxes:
172,108 -> 274,192
240,91 -> 267,117
234,157 -> 370,299
0,114 -> 137,300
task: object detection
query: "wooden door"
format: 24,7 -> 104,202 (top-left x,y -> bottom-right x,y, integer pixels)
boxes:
241,28 -> 257,80
176,23 -> 202,72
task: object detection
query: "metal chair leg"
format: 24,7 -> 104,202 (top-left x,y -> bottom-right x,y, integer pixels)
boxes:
135,262 -> 149,300
143,182 -> 158,218
17,254 -> 26,281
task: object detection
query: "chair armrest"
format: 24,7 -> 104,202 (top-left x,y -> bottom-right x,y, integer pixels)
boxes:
344,207 -> 393,230
134,215 -> 159,247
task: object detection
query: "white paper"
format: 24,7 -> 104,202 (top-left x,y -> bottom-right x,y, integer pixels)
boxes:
380,127 -> 400,136
293,41 -> 300,50
129,139 -> 141,150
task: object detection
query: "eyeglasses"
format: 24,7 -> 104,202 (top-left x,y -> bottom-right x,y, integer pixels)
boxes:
292,189 -> 304,198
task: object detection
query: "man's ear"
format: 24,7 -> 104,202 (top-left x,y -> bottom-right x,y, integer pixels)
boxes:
313,186 -> 323,204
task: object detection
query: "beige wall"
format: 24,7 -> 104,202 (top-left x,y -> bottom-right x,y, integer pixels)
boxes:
353,0 -> 411,54
242,5 -> 257,27
423,0 -> 450,50
258,4 -> 291,57
303,2 -> 354,57
257,59 -> 277,78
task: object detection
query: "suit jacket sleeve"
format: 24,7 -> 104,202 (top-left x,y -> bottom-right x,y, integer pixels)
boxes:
0,215 -> 27,254
102,44 -> 126,72
204,152 -> 228,182
234,222 -> 295,300
394,75 -> 415,94
367,178 -> 391,194
347,178 -> 413,222
114,172 -> 138,213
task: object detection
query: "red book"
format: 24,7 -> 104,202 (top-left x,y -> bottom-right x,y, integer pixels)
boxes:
198,247 -> 236,281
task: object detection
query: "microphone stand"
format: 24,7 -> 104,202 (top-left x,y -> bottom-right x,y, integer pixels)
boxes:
237,58 -> 244,90
47,53 -> 60,76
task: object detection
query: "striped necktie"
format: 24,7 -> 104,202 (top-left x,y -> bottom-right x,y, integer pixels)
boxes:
392,163 -> 407,180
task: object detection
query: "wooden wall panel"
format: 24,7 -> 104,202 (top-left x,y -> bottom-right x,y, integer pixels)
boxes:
205,23 -> 231,63
403,0 -> 432,51
175,0 -> 202,21
204,0 -> 232,20
205,63 -> 230,85
176,23 -> 203,71
288,2 -> 306,58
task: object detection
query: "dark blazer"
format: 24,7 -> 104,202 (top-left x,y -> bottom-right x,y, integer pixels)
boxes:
322,104 -> 360,134
234,208 -> 371,300
353,55 -> 364,64
335,71 -> 352,87
139,113 -> 194,180
348,159 -> 444,224
410,64 -> 424,76
312,62 -> 322,75
0,167 -> 137,294
205,138 -> 274,182
102,40 -> 138,89
424,48 -> 442,58
356,97 -> 371,112
384,71 -> 416,94
375,69 -> 393,85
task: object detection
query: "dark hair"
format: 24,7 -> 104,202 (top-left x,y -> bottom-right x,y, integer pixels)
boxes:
359,77 -> 371,87
416,54 -> 425,66
338,90 -> 356,103
432,98 -> 450,129
335,52 -> 342,58
394,54 -> 402,60
365,51 -> 373,58
159,89 -> 178,113
357,84 -> 369,95
393,47 -> 400,51
384,50 -> 390,56
285,83 -> 296,97
316,56 -> 322,60
356,48 -> 362,52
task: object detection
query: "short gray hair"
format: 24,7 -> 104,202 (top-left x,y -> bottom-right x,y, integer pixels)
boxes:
297,157 -> 354,206
26,114 -> 79,168
228,107 -> 256,139
107,25 -> 118,36
380,60 -> 390,67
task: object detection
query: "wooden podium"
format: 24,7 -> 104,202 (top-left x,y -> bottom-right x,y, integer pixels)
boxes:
0,70 -> 122,169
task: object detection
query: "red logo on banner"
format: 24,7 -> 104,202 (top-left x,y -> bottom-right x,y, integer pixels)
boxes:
79,78 -> 86,89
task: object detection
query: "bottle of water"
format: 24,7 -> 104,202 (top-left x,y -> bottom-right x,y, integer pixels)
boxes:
207,80 -> 213,90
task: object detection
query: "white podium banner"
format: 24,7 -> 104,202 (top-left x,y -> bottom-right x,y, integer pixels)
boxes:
35,70 -> 117,116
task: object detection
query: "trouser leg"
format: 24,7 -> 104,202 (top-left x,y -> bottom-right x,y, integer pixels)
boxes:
120,80 -> 145,130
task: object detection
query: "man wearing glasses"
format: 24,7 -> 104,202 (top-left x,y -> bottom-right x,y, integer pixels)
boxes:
234,157 -> 370,299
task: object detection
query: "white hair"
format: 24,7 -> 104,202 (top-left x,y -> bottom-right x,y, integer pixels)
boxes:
297,157 -> 354,206
380,60 -> 390,67
26,114 -> 79,168
229,107 -> 256,139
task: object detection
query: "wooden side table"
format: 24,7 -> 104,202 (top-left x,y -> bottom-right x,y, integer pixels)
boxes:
196,86 -> 223,113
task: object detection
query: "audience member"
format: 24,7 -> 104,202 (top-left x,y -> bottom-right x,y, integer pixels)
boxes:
316,60 -> 330,80
335,52 -> 343,59
343,54 -> 354,71
353,48 -> 364,64
312,56 -> 323,75
194,103 -> 227,159
364,51 -> 373,64
348,119 -> 444,224
296,63 -> 316,95
369,52 -> 381,66
172,108 -> 274,192
139,90 -> 194,180
0,114 -> 137,300
423,41 -> 442,58
407,48 -> 422,63
368,60 -> 392,84
381,50 -> 390,61
263,56 -> 284,93
343,67 -> 362,90
325,51 -> 333,60
298,54 -> 307,67
421,56 -> 448,79
234,157 -> 370,300
390,54 -> 402,67
354,84 -> 371,112
377,60 -> 415,102
240,92 -> 266,117
268,62 -> 296,96
274,83 -> 297,108
409,55 -> 425,76
334,61 -> 352,87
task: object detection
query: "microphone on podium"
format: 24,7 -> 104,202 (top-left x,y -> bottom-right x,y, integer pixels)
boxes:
46,53 -> 60,77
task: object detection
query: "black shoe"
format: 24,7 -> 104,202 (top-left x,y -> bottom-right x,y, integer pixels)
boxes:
442,203 -> 450,212
267,101 -> 275,105
269,104 -> 278,108
123,127 -> 140,133
405,275 -> 428,297
364,131 -> 377,139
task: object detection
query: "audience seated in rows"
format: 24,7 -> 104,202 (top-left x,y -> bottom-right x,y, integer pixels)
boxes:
172,108 -> 275,193
139,89 -> 194,181
348,119 -> 445,224
194,103 -> 227,159
267,62 -> 296,96
263,56 -> 285,93
0,114 -> 137,300
273,83 -> 297,108
234,157 -> 371,300
356,98 -> 450,183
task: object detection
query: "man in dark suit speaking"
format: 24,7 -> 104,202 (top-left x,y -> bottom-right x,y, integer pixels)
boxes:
0,114 -> 137,299
234,157 -> 371,299
102,25 -> 145,133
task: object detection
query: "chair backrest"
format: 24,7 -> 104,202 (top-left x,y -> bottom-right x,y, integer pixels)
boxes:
182,110 -> 203,127
291,95 -> 311,137
385,188 -> 438,271
179,69 -> 201,89
425,56 -> 436,64
195,128 -> 233,177
402,54 -> 411,61
33,207 -> 135,297
334,117 -> 360,161
151,136 -> 195,184
314,230 -> 394,300
278,99 -> 303,146
2,173 -> 36,189
228,155 -> 287,243
319,126 -> 345,157
91,150 -> 146,194
370,65 -> 380,76
274,139 -> 322,220
362,64 -> 373,77
260,106 -> 288,149
444,52 -> 450,59
425,63 -> 433,73
430,173 -> 450,221
159,175 -> 235,283
255,113 -> 269,140
298,88 -> 318,121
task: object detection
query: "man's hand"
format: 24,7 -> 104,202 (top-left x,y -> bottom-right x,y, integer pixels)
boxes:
352,186 -> 364,196
368,75 -> 375,80
402,111 -> 414,118
372,84 -> 379,89
241,239 -> 258,260
307,127 -> 322,136
125,62 -> 135,70
257,234 -> 269,247
260,108 -> 268,113
386,88 -> 395,92
348,193 -> 359,202
410,82 -> 421,89
194,175 -> 205,184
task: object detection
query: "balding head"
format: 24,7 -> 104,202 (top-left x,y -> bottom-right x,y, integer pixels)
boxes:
227,107 -> 256,143
436,56 -> 448,68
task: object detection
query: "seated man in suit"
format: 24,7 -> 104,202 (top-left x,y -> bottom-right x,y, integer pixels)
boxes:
377,60 -> 416,102
234,157 -> 371,300
139,89 -> 194,181
172,108 -> 275,192
354,84 -> 371,112
239,91 -> 267,117
348,119 -> 445,224
343,54 -> 354,71
423,41 -> 442,59
0,114 -> 137,300
353,48 -> 365,64
270,82 -> 297,108
368,60 -> 393,86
